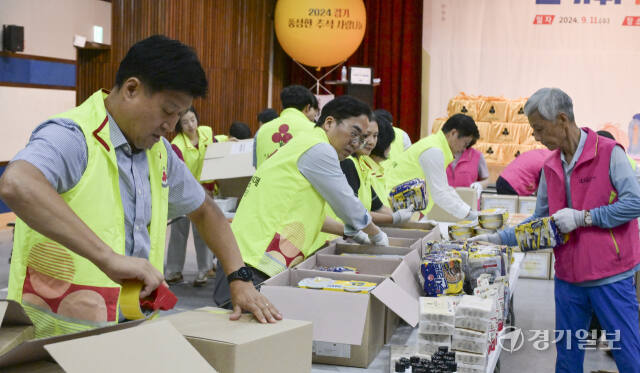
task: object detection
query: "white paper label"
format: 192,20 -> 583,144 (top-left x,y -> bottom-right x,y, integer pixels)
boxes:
518,200 -> 537,215
313,341 -> 351,358
230,142 -> 252,154
481,198 -> 517,213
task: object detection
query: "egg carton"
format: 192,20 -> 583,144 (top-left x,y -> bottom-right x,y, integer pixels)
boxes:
455,317 -> 491,334
455,295 -> 494,319
455,350 -> 487,367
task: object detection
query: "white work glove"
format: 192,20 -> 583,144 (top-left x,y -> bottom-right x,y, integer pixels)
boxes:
552,208 -> 587,234
392,204 -> 414,224
464,209 -> 478,221
370,230 -> 389,246
469,232 -> 502,245
349,230 -> 371,245
470,182 -> 483,199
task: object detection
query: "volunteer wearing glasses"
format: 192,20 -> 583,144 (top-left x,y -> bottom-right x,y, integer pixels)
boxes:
213,96 -> 389,306
384,114 -> 480,220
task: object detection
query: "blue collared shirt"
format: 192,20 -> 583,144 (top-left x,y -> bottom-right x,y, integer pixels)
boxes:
498,129 -> 640,286
12,113 -> 205,259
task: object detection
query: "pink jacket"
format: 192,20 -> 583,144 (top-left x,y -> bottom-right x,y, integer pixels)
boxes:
447,148 -> 481,187
500,149 -> 552,196
545,128 -> 640,283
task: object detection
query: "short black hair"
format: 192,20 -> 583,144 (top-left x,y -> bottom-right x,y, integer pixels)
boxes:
230,121 -> 252,139
371,110 -> 395,159
257,108 -> 278,124
597,130 -> 615,140
280,85 -> 315,111
115,35 -> 208,98
175,106 -> 198,133
374,108 -> 393,125
310,93 -> 319,110
441,114 -> 479,139
315,95 -> 372,127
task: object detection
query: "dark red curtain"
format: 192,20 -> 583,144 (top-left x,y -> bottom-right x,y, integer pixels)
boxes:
282,0 -> 423,141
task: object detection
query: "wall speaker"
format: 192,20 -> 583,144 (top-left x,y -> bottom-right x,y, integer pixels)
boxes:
3,25 -> 24,52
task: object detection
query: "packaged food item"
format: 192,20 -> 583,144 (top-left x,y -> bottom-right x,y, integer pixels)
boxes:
419,254 -> 464,296
297,277 -> 377,293
455,350 -> 487,367
449,220 -> 476,240
514,217 -> 568,251
455,295 -> 493,320
315,265 -> 358,273
478,208 -> 508,230
389,178 -> 428,211
420,297 -> 456,324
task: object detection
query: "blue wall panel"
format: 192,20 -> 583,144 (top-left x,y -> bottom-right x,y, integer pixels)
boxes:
0,56 -> 75,87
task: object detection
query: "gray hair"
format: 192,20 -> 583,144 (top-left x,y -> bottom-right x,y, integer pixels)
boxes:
524,88 -> 574,122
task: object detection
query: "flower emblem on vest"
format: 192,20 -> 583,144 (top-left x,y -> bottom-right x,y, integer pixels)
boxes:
272,124 -> 293,145
162,167 -> 168,188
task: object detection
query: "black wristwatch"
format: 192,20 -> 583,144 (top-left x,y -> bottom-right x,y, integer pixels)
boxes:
227,266 -> 253,283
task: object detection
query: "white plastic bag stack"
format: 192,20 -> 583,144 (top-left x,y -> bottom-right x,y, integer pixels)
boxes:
418,297 -> 456,355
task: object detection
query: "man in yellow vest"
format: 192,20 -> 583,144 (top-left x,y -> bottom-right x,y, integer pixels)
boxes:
214,96 -> 389,306
253,85 -> 318,168
384,114 -> 480,220
0,35 -> 280,338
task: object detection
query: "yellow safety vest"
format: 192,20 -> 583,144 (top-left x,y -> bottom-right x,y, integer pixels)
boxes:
311,155 -> 378,252
214,134 -> 229,143
367,156 -> 391,208
8,90 -> 168,338
384,130 -> 453,214
172,126 -> 213,181
232,128 -> 329,277
255,108 -> 315,168
387,127 -> 410,160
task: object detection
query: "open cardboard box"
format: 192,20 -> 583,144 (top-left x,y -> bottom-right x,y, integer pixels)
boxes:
378,224 -> 441,255
159,307 -> 312,373
1,300 -> 215,372
336,236 -> 422,251
293,253 -> 411,344
261,252 -> 422,368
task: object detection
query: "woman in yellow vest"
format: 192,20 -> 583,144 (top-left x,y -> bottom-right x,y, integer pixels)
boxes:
166,107 -> 215,286
375,109 -> 411,161
339,111 -> 413,224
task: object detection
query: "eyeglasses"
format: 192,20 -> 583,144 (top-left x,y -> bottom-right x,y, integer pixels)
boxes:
349,131 -> 368,145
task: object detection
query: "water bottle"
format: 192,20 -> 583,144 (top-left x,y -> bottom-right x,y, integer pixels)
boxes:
341,66 -> 347,81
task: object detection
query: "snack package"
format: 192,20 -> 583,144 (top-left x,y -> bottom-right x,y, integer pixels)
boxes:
297,277 -> 377,293
389,178 -> 428,211
420,254 -> 464,296
514,217 -> 568,251
315,265 -> 358,273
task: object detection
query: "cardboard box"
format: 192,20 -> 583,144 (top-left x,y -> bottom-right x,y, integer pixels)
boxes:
261,261 -> 421,368
520,252 -> 551,279
295,253 -> 406,344
337,236 -> 422,251
200,140 -> 255,202
44,321 -> 217,373
0,300 -> 34,356
0,299 -> 145,369
426,187 -> 478,222
481,193 -> 519,214
518,196 -> 537,215
161,307 -> 312,373
380,224 -> 441,251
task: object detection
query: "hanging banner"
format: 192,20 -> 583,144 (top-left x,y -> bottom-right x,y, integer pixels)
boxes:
422,0 -> 640,152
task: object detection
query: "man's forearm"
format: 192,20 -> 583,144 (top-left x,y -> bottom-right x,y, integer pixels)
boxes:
189,196 -> 245,276
0,161 -> 114,267
321,216 -> 344,236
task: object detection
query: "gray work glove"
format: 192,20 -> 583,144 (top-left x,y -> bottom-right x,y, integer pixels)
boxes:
392,204 -> 414,224
370,230 -> 389,246
469,232 -> 502,245
552,208 -> 587,234
349,230 -> 371,245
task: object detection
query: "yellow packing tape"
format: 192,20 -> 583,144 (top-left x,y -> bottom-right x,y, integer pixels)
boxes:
120,280 -> 148,320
